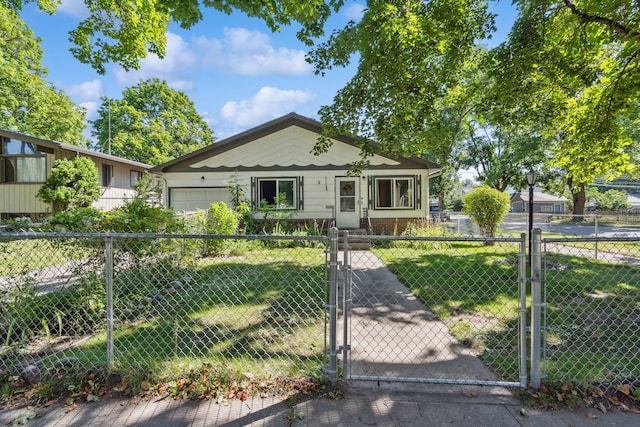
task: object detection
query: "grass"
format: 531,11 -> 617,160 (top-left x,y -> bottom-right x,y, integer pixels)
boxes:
373,239 -> 640,386
0,237 -> 92,276
374,240 -> 523,382
2,247 -> 328,393
4,231 -> 640,404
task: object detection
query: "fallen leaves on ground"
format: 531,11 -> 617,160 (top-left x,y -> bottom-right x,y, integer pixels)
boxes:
517,378 -> 640,414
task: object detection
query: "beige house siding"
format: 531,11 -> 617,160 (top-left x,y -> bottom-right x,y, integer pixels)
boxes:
0,129 -> 151,219
0,184 -> 49,217
152,113 -> 440,233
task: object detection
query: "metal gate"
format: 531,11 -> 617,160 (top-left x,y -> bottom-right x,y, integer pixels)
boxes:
325,228 -> 532,388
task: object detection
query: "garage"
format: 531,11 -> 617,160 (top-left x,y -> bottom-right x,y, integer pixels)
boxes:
169,187 -> 232,212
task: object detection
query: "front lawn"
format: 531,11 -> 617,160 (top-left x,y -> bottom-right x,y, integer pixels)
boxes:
374,239 -> 640,387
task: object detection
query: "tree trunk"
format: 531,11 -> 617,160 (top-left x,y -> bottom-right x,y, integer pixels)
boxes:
569,179 -> 586,222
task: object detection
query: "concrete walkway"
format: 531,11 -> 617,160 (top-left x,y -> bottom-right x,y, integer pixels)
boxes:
347,250 -> 507,384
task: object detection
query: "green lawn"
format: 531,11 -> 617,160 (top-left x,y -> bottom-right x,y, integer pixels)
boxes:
20,247 -> 329,385
0,237 -> 93,276
374,240 -> 640,386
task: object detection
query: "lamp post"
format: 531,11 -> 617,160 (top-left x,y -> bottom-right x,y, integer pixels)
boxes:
526,169 -> 538,264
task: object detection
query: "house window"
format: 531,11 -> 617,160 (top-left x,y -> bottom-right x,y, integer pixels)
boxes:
540,205 -> 553,213
375,177 -> 414,209
258,178 -> 297,209
0,137 -> 46,183
130,170 -> 143,187
102,164 -> 113,187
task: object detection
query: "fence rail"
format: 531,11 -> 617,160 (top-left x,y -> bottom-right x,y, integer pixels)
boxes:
1,232 -> 329,386
2,229 -> 639,392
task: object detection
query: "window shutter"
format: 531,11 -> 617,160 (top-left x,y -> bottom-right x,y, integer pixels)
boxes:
298,176 -> 304,210
367,176 -> 373,209
416,175 -> 421,209
250,177 -> 256,210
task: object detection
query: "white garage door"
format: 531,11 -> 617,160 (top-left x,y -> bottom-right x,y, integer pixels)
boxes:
170,188 -> 232,212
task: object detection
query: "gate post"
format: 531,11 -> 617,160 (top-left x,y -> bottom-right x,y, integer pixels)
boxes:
327,227 -> 339,384
342,230 -> 350,378
518,233 -> 528,388
105,235 -> 114,367
530,228 -> 543,389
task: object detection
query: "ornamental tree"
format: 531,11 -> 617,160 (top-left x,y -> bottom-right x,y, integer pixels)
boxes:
37,157 -> 100,213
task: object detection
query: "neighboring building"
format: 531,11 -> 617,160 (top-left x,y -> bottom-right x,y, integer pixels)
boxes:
627,195 -> 640,212
150,113 -> 441,234
510,189 -> 569,214
0,129 -> 151,220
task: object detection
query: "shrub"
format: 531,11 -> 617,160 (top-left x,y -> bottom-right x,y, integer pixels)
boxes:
463,186 -> 510,241
392,218 -> 451,250
205,202 -> 239,255
104,199 -> 184,234
37,157 -> 100,213
44,207 -> 105,232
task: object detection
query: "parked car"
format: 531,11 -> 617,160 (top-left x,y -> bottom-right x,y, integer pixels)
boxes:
429,205 -> 450,221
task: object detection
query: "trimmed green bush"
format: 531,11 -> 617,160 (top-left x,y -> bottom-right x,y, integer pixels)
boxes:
463,186 -> 510,241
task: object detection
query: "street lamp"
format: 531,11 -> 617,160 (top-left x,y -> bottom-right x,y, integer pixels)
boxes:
526,169 -> 538,264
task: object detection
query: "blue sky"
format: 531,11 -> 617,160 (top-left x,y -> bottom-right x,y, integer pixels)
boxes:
19,0 -> 518,142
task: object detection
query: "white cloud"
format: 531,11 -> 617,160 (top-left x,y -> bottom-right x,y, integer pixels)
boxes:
195,27 -> 312,75
62,79 -> 104,102
57,0 -> 90,19
79,101 -> 99,121
220,86 -> 315,128
343,3 -> 365,21
114,32 -> 196,89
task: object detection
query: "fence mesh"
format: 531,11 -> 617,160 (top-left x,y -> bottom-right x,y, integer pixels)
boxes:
542,237 -> 640,388
1,234 -> 328,387
2,229 -> 639,392
345,235 -> 524,384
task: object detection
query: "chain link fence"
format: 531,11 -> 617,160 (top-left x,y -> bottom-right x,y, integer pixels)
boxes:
342,233 -> 526,386
2,228 -> 639,391
542,236 -> 640,389
1,233 -> 328,387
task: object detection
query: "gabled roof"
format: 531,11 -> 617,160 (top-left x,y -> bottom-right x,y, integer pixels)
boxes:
150,112 -> 440,173
0,128 -> 151,169
512,189 -> 568,203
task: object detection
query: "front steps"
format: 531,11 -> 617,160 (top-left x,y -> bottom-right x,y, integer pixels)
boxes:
337,228 -> 371,250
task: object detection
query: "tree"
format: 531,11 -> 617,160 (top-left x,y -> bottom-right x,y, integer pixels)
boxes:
457,120 -> 547,192
492,1 -> 640,216
463,186 -> 510,241
309,1 -> 494,208
586,187 -> 631,211
13,0 -> 344,74
0,5 -> 87,143
91,78 -> 214,165
37,157 -> 100,213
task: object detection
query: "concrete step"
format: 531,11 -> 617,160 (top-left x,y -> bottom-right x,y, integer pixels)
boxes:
337,229 -> 371,250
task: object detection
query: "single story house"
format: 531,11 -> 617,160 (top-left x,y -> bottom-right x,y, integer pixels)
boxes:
510,189 -> 569,214
0,129 -> 151,220
150,113 -> 441,234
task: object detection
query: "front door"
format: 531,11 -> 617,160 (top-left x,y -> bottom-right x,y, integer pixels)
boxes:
335,177 -> 360,229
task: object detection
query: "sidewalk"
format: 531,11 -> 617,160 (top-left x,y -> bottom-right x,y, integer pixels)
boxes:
2,382 -> 637,426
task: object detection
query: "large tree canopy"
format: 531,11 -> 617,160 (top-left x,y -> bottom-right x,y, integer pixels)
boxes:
13,0 -> 345,74
493,1 -> 640,213
91,78 -> 214,165
0,5 -> 87,144
309,0 -> 494,158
